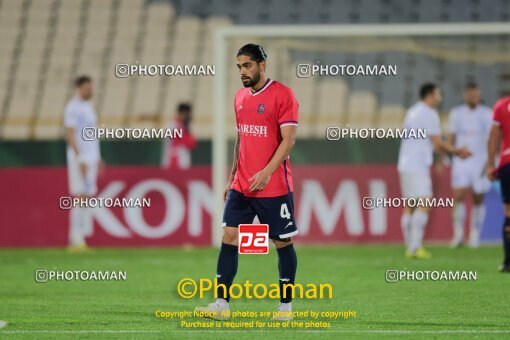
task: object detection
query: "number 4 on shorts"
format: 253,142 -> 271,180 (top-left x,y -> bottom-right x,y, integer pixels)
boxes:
280,203 -> 291,219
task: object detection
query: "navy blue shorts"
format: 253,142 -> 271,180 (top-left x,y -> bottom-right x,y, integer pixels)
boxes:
222,189 -> 298,240
500,163 -> 510,204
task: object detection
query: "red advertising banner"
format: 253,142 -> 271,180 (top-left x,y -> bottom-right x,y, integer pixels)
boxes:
0,165 -> 454,247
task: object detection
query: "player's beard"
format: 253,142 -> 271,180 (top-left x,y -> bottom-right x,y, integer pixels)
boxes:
241,72 -> 260,88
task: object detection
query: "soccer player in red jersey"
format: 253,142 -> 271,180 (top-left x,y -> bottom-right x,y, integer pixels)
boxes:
196,44 -> 299,320
487,95 -> 510,272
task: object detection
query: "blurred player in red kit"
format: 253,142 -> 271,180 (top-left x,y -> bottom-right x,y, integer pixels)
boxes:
161,103 -> 197,169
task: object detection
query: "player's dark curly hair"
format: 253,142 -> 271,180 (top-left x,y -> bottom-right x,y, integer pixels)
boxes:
237,43 -> 267,63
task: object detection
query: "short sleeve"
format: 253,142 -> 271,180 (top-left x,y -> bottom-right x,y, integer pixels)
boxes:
493,101 -> 504,126
278,87 -> 299,127
64,104 -> 79,128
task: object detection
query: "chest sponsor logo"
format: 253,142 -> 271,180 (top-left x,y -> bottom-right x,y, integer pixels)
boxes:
237,123 -> 268,137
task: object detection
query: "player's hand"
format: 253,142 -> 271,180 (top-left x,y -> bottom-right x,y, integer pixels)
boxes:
223,182 -> 232,202
79,162 -> 88,178
486,164 -> 497,181
248,169 -> 271,192
455,147 -> 472,159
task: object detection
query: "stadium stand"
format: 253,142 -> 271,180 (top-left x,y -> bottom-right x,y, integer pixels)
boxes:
0,0 -> 509,140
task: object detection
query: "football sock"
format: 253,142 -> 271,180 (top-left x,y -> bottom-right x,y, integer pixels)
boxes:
453,203 -> 466,244
216,243 -> 238,302
470,204 -> 485,246
401,213 -> 411,249
69,207 -> 85,246
503,217 -> 510,266
277,244 -> 297,303
82,206 -> 93,237
410,210 -> 428,252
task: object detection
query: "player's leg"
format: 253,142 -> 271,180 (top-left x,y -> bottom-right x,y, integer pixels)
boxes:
215,226 -> 239,303
450,164 -> 469,247
401,206 -> 413,253
468,170 -> 491,248
498,164 -> 510,272
451,187 -> 468,247
67,159 -> 88,251
501,203 -> 510,272
410,172 -> 432,259
409,205 -> 431,259
252,193 -> 298,320
81,161 -> 98,239
399,172 -> 417,253
469,192 -> 485,248
195,189 -> 255,319
272,237 -> 297,321
400,171 -> 432,259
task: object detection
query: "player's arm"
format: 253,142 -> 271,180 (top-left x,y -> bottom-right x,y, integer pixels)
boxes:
446,133 -> 455,149
430,135 -> 471,159
487,123 -> 501,180
65,127 -> 79,156
224,132 -> 240,201
248,125 -> 297,192
65,127 -> 88,178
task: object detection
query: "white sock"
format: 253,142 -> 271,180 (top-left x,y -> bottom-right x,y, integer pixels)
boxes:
82,207 -> 93,237
401,213 -> 411,250
279,302 -> 292,311
216,298 -> 229,308
452,203 -> 466,244
410,210 -> 429,252
69,207 -> 85,246
469,204 -> 485,247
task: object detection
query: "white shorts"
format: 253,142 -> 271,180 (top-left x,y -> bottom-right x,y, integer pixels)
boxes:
399,171 -> 432,198
67,160 -> 98,196
451,162 -> 490,194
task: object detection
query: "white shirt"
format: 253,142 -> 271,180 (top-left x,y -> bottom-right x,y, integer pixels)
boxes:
64,96 -> 100,163
448,103 -> 492,165
398,101 -> 441,173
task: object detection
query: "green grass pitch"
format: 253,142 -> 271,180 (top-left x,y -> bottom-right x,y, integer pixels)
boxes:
0,245 -> 509,339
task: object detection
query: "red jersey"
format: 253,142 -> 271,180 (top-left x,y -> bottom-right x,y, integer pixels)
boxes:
493,96 -> 510,168
161,119 -> 197,169
231,79 -> 299,197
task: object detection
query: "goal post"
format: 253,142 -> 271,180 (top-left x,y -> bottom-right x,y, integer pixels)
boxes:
212,22 -> 510,246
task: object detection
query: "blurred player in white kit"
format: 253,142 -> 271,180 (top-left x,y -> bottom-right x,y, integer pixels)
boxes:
447,83 -> 492,248
64,76 -> 103,251
398,83 -> 471,259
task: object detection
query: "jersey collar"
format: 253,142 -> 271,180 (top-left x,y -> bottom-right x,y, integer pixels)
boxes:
250,78 -> 273,96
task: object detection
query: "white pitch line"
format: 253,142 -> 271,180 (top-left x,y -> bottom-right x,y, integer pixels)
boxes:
1,329 -> 510,334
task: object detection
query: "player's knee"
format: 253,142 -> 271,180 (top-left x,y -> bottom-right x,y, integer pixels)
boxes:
222,226 -> 238,245
454,190 -> 467,202
273,238 -> 292,248
472,195 -> 484,206
417,205 -> 430,214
